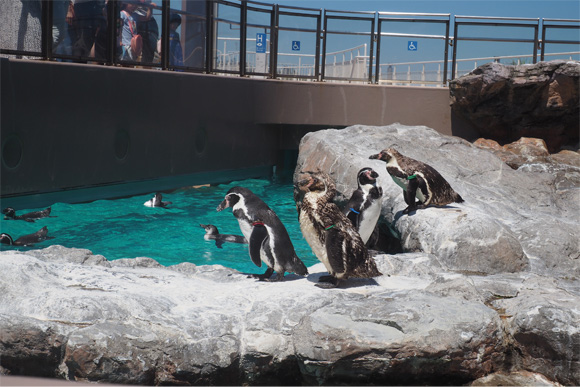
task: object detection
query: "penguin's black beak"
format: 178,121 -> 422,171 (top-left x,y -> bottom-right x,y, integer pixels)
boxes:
369,151 -> 387,161
369,170 -> 379,179
216,199 -> 229,212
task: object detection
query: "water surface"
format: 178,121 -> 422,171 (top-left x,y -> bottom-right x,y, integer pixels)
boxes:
0,178 -> 319,273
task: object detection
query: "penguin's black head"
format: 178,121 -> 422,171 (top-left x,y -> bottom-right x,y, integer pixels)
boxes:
217,188 -> 245,212
154,193 -> 163,204
295,171 -> 330,194
369,148 -> 398,163
0,233 -> 14,245
2,207 -> 15,218
200,223 -> 219,234
357,167 -> 378,186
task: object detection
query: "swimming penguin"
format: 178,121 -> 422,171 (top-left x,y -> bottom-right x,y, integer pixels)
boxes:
216,187 -> 308,281
144,193 -> 172,208
200,223 -> 248,248
369,148 -> 464,214
0,226 -> 54,247
343,167 -> 383,246
295,171 -> 382,289
3,207 -> 51,222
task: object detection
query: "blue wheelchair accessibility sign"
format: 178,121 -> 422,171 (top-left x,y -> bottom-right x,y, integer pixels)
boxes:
292,41 -> 301,51
408,41 -> 418,51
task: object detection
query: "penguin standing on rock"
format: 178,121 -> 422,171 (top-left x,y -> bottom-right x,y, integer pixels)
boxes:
369,148 -> 464,214
295,171 -> 382,289
216,187 -> 308,281
0,226 -> 54,247
343,167 -> 383,246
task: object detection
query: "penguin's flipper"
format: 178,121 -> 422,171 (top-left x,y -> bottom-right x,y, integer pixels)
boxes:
215,239 -> 225,249
324,226 -> 346,275
345,209 -> 360,230
403,175 -> 420,213
249,222 -> 268,267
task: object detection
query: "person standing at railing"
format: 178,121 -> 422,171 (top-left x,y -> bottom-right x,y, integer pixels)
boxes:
157,13 -> 183,67
134,1 -> 159,63
66,0 -> 107,60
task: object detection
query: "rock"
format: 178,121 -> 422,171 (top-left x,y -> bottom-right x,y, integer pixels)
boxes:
0,248 -> 507,385
293,123 -> 579,385
450,60 -> 580,152
296,124 -> 579,277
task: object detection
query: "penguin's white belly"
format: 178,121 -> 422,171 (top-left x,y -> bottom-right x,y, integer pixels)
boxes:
237,219 -> 253,242
358,201 -> 381,243
299,211 -> 333,275
390,175 -> 426,203
391,176 -> 409,191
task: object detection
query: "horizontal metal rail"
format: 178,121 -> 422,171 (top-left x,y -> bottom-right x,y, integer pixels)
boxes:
1,0 -> 578,85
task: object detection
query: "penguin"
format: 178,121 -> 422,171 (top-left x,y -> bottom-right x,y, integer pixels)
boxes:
0,226 -> 54,247
216,187 -> 308,281
369,148 -> 464,214
200,223 -> 248,248
144,193 -> 172,208
342,167 -> 383,246
295,171 -> 382,289
3,206 -> 51,222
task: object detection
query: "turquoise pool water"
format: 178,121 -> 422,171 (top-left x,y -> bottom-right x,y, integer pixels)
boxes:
0,178 -> 319,273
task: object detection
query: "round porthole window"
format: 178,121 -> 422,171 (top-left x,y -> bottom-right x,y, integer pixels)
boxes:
2,134 -> 23,170
114,129 -> 130,161
194,127 -> 207,156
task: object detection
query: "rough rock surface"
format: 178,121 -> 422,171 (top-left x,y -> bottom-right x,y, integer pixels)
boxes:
1,124 -> 578,386
449,60 -> 580,152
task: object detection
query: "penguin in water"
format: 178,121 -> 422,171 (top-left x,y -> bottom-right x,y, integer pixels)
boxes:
370,148 -> 464,214
216,187 -> 308,281
0,226 -> 54,247
144,193 -> 172,208
342,167 -> 383,246
200,223 -> 248,248
295,171 -> 382,289
3,207 -> 52,222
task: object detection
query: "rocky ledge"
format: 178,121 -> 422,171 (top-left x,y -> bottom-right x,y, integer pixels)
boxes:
1,124 -> 579,385
449,60 -> 579,152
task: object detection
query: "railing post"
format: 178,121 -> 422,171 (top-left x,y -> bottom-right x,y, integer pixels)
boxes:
240,1 -> 247,76
443,16 -> 450,85
205,0 -> 213,72
320,10 -> 327,81
161,0 -> 170,69
451,16 -> 458,81
375,17 -> 382,84
42,0 -> 52,60
368,15 -> 375,83
269,4 -> 278,78
533,19 -> 539,64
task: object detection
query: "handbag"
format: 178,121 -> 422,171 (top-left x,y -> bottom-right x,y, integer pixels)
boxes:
123,11 -> 143,59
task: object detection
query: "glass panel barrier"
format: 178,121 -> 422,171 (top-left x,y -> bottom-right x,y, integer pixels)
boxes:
377,13 -> 450,86
322,10 -> 375,83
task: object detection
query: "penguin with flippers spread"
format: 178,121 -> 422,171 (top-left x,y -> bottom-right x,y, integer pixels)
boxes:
295,171 -> 382,289
216,186 -> 308,281
370,148 -> 463,214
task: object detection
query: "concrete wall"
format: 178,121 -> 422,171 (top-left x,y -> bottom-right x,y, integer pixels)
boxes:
1,58 -> 469,207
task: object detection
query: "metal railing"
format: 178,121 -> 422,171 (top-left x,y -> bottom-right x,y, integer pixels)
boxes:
1,0 -> 578,85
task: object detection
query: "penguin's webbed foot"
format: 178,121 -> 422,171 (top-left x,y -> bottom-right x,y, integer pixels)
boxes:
264,273 -> 285,282
316,275 -> 339,289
